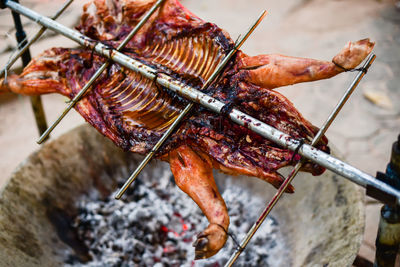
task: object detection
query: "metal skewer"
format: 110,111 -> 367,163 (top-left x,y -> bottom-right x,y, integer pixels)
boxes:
5,0 -> 50,136
224,53 -> 376,267
0,0 -> 74,79
6,0 -> 400,203
36,0 -> 165,144
114,10 -> 267,200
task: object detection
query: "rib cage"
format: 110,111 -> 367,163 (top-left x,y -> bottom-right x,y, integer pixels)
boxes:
71,0 -> 233,140
102,69 -> 182,131
143,34 -> 225,82
101,34 -> 226,132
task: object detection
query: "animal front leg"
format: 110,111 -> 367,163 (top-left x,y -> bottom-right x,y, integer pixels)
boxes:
169,145 -> 229,260
238,38 -> 374,89
0,74 -> 65,96
0,49 -> 70,96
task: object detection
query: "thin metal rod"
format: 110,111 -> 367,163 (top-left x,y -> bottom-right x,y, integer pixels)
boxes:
8,0 -> 400,204
115,11 -> 267,199
0,0 -> 74,79
36,0 -> 164,144
311,55 -> 375,146
115,103 -> 194,199
224,54 -> 376,267
9,0 -> 49,136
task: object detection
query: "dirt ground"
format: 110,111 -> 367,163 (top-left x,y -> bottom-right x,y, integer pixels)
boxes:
1,0 -> 399,264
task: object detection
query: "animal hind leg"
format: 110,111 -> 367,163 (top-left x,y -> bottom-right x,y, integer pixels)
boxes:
238,38 -> 374,89
169,145 -> 229,259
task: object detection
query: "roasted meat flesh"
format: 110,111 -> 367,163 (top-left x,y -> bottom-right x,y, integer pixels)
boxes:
0,0 -> 374,259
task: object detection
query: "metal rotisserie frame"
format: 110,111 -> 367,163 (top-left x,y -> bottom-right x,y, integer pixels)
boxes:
1,0 -> 399,265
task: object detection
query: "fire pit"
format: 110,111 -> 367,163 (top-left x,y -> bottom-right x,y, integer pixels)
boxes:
0,125 -> 364,266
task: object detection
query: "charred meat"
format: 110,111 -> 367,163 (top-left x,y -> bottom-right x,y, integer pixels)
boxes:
0,0 -> 374,259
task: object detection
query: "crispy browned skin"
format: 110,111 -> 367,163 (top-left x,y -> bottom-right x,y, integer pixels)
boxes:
238,38 -> 374,89
0,0 -> 374,259
170,145 -> 228,259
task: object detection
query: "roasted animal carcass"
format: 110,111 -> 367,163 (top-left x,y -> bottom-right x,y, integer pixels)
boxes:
0,0 -> 374,259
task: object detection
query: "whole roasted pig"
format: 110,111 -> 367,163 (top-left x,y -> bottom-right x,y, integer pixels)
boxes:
0,0 -> 374,259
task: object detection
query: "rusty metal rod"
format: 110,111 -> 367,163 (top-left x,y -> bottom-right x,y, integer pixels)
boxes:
36,0 -> 165,144
114,10 -> 267,199
224,54 -> 376,267
7,0 -> 400,204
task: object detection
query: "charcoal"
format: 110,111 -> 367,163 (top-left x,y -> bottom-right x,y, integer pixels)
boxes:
66,174 -> 285,266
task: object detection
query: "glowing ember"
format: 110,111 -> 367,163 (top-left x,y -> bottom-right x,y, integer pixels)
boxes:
65,171 -> 288,266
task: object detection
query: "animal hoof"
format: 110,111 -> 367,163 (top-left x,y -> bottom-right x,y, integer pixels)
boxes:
194,236 -> 210,260
193,223 -> 228,260
332,39 -> 375,70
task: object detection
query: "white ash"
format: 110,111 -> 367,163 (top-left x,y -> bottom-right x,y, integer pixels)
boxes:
65,172 -> 287,266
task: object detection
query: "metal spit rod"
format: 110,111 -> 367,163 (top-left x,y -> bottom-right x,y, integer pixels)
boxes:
6,0 -> 400,205
36,0 -> 165,144
114,10 -> 267,199
0,0 -> 74,79
225,54 -> 377,266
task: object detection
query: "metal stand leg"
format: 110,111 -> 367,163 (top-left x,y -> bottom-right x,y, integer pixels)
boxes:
375,206 -> 400,267
8,0 -> 48,138
374,135 -> 400,267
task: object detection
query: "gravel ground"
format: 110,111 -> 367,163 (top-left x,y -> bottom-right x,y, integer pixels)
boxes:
1,0 -> 400,264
